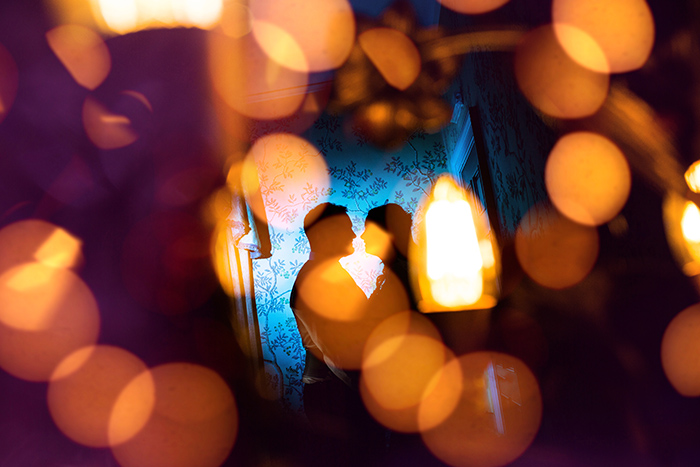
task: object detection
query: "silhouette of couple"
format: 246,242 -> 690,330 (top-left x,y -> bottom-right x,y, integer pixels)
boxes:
289,202 -> 415,463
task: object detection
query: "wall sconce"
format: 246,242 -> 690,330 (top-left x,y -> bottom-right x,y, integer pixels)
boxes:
410,175 -> 500,313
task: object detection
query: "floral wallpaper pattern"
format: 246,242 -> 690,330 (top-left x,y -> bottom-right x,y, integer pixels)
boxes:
251,116 -> 448,411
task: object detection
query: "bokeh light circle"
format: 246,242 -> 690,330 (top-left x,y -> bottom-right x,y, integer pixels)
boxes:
0,263 -> 100,381
208,32 -> 308,120
661,304 -> 700,397
360,311 -> 462,432
553,0 -> 654,73
546,132 -> 631,226
421,351 -> 542,467
438,0 -> 510,15
250,0 -> 355,72
111,363 -> 238,467
515,204 -> 599,289
514,25 -> 609,119
46,24 -> 111,90
47,345 -> 154,447
0,219 -> 82,273
83,95 -> 138,150
358,28 -> 421,91
242,133 -> 330,230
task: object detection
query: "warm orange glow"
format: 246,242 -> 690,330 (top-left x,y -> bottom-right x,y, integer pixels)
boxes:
551,24 -> 609,73
83,96 -> 138,149
438,0 -> 510,14
360,311 -> 461,432
242,133 -> 330,230
46,24 -> 111,90
47,345 -> 154,447
0,263 -> 100,381
661,304 -> 700,397
412,175 -> 500,312
251,20 -> 308,73
552,0 -> 654,73
515,205 -> 599,289
0,220 -> 82,273
208,32 -> 308,120
219,1 -> 251,38
296,265 -> 408,370
421,352 -> 542,467
514,25 -> 609,119
111,363 -> 238,467
0,42 -> 18,124
359,28 -> 421,91
546,132 -> 631,226
250,0 -> 354,72
298,258 -> 369,322
682,201 -> 700,243
685,161 -> 700,193
663,194 -> 700,277
93,0 -> 223,34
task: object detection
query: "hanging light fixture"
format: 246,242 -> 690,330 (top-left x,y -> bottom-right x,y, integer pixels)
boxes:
410,174 -> 500,313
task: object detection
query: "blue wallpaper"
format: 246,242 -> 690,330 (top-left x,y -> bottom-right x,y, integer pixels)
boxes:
251,115 -> 448,411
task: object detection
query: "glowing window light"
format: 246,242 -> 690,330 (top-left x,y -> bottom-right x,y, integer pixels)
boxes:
412,175 -> 500,312
685,160 -> 700,193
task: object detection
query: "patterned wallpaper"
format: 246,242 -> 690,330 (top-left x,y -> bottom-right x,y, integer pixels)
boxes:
251,116 -> 448,411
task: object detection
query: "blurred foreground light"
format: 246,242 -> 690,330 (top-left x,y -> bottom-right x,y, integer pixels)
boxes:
411,175 -> 500,312
0,263 -> 100,381
0,42 -> 18,124
360,311 -> 462,433
438,0 -> 510,14
46,24 -> 111,90
661,304 -> 700,397
250,0 -> 354,72
515,204 -> 599,289
546,132 -> 631,226
83,96 -> 138,150
111,363 -> 238,467
241,133 -> 330,230
663,193 -> 700,277
552,0 -> 654,73
514,25 -> 609,119
208,32 -> 309,120
86,0 -> 223,34
421,352 -> 542,467
0,220 -> 83,273
358,28 -> 421,91
48,345 -> 154,447
685,161 -> 700,193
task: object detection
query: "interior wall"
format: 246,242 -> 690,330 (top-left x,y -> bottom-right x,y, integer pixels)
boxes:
251,117 -> 448,411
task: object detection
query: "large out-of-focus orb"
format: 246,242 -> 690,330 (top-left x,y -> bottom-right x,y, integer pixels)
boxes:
552,0 -> 654,73
421,351 -> 542,467
111,363 -> 238,467
360,311 -> 462,433
46,24 -> 111,90
208,32 -> 308,120
250,0 -> 354,72
661,304 -> 700,397
48,345 -> 154,448
0,263 -> 100,381
515,204 -> 599,289
515,25 -> 609,119
546,132 -> 631,226
242,133 -> 330,230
